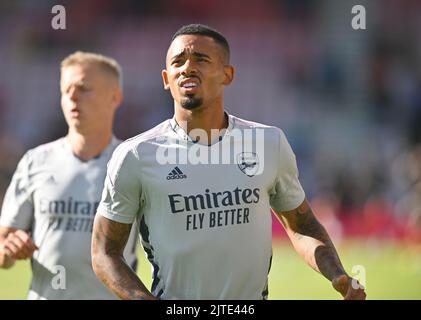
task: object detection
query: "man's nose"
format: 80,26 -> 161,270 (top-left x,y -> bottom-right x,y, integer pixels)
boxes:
181,59 -> 198,76
68,87 -> 79,101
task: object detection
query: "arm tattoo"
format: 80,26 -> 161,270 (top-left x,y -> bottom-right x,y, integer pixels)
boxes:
276,201 -> 347,281
92,215 -> 155,300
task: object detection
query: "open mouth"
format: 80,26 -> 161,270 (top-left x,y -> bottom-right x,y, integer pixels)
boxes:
179,78 -> 200,94
70,108 -> 81,118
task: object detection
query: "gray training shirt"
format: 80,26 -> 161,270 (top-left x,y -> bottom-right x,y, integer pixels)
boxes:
0,136 -> 138,299
98,113 -> 305,299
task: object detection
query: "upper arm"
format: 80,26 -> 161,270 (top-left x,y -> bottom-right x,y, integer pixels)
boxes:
273,198 -> 324,238
273,198 -> 308,231
0,152 -> 34,231
92,214 -> 133,257
269,129 -> 305,212
96,144 -> 142,225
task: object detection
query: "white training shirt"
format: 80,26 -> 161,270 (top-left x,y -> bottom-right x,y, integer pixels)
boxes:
98,113 -> 305,300
0,136 -> 138,300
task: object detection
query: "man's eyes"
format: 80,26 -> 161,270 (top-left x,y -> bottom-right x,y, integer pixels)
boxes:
171,58 -> 210,66
73,84 -> 91,92
62,85 -> 90,93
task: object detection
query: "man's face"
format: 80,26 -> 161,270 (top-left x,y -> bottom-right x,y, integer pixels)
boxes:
60,63 -> 121,132
162,34 -> 234,110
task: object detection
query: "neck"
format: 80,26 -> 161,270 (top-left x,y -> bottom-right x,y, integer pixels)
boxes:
175,100 -> 227,145
67,128 -> 113,161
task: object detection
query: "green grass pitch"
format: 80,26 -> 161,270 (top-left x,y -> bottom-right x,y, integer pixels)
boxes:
1,240 -> 420,299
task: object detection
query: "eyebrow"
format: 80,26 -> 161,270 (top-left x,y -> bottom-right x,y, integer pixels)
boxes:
170,50 -> 211,62
61,79 -> 88,91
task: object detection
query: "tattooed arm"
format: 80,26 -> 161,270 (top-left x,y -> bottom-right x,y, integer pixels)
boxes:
91,214 -> 157,300
273,198 -> 366,300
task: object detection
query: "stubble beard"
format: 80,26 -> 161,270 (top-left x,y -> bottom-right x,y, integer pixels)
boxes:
180,95 -> 203,110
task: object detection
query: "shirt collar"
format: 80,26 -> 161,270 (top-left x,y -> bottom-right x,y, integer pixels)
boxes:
169,111 -> 234,145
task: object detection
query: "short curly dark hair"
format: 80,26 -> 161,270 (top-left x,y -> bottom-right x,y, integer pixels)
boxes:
171,24 -> 230,62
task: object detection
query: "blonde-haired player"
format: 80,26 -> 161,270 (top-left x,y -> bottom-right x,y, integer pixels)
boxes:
0,51 -> 138,299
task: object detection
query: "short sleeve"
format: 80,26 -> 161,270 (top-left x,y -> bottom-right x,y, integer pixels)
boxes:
0,152 -> 34,230
269,130 -> 305,212
97,144 -> 142,224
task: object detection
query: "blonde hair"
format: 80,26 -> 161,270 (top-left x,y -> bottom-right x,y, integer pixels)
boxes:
61,51 -> 123,87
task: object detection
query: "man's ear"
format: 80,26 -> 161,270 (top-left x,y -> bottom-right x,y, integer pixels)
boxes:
162,69 -> 170,90
112,87 -> 123,110
222,65 -> 235,86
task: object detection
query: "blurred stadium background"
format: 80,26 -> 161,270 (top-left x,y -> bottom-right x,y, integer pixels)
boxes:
0,0 -> 420,299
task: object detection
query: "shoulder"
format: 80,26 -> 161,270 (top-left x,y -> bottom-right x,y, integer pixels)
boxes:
229,114 -> 287,142
110,120 -> 172,162
229,114 -> 297,160
20,137 -> 66,168
123,120 -> 171,146
230,114 -> 273,129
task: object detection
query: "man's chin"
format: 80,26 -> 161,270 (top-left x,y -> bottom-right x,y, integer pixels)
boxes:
180,97 -> 203,110
67,119 -> 83,130
70,118 -> 80,125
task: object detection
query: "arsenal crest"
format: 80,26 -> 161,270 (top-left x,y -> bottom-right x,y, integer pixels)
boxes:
237,152 -> 259,177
